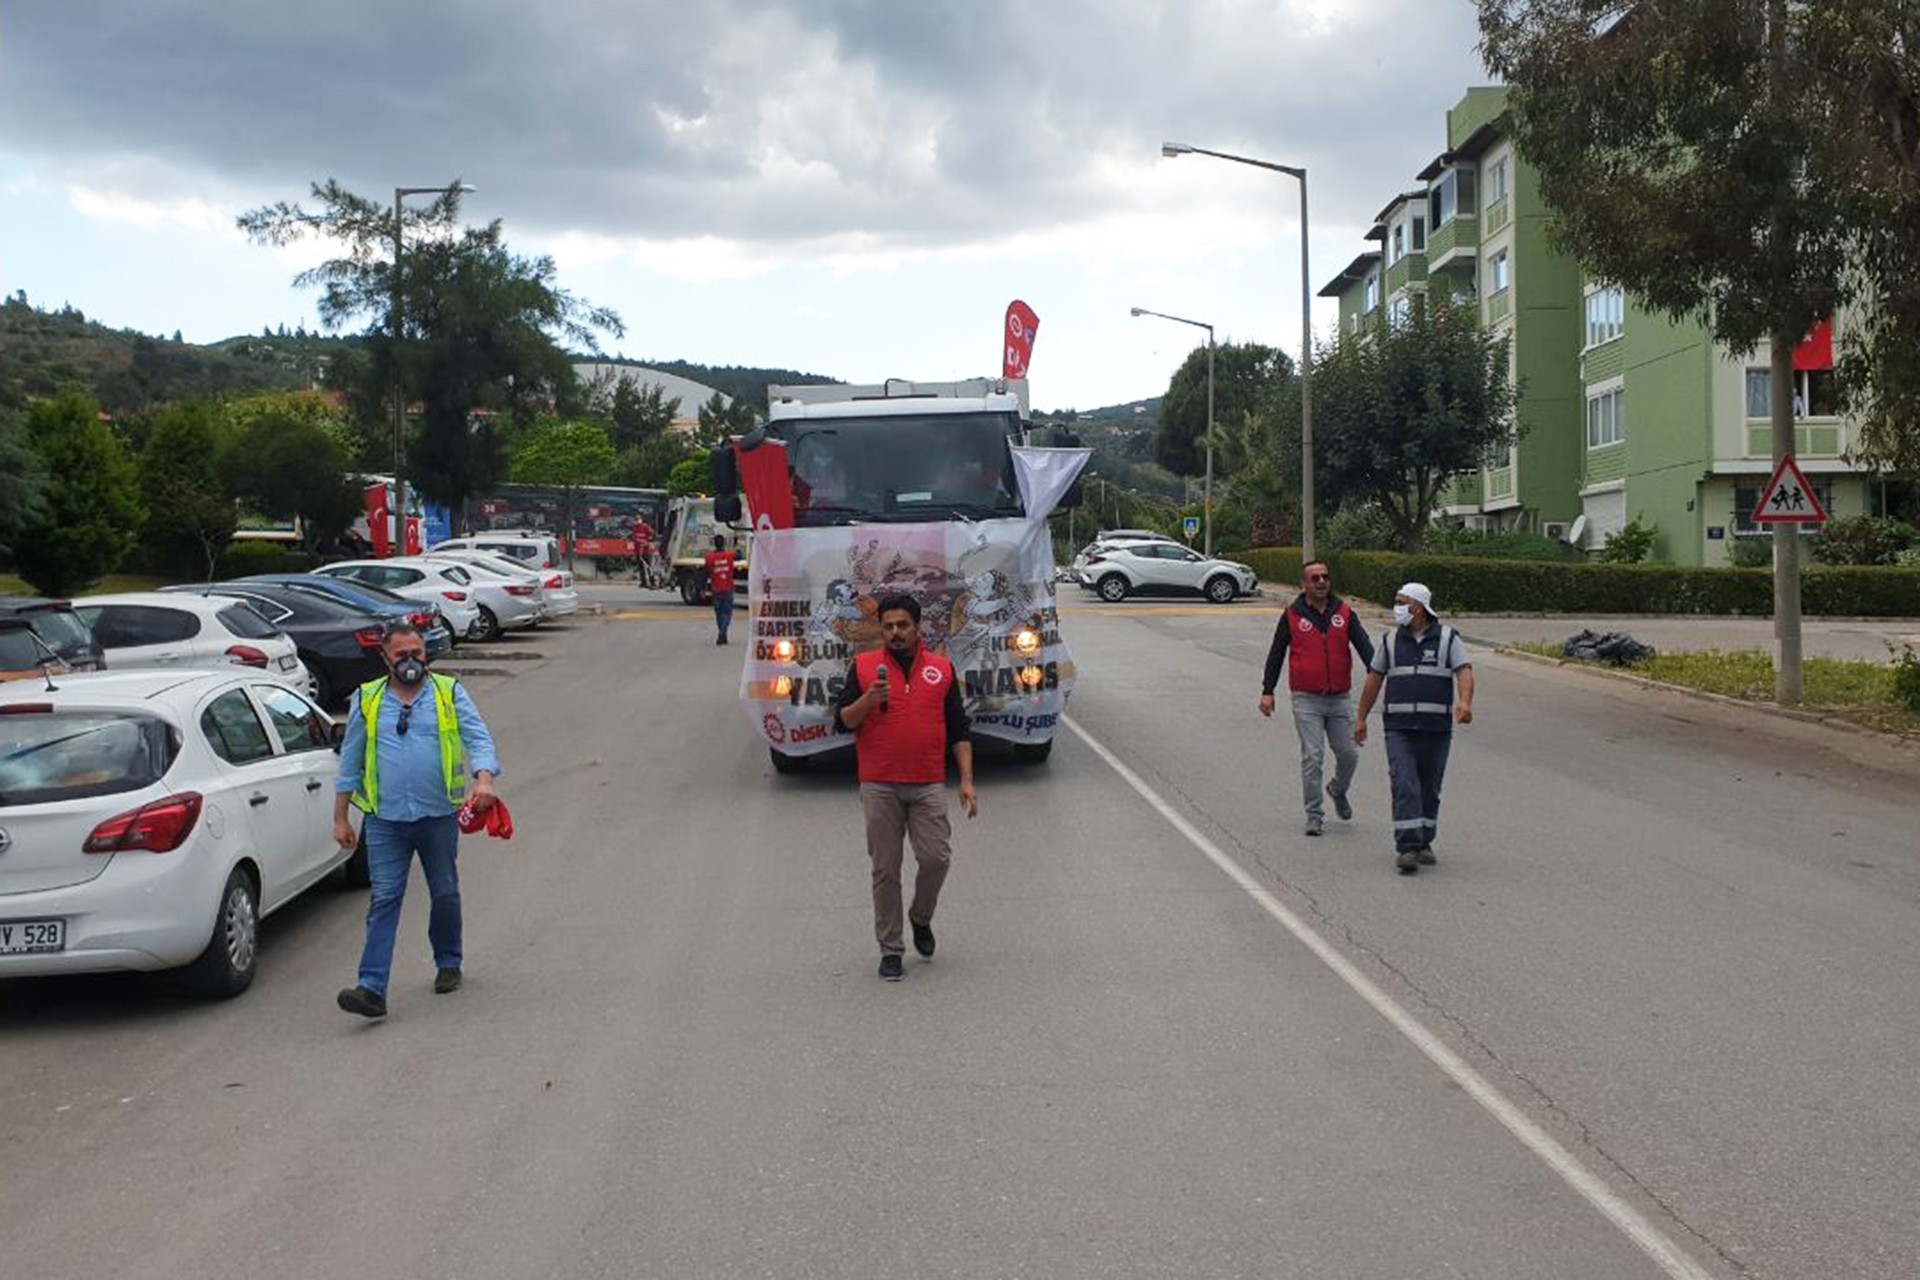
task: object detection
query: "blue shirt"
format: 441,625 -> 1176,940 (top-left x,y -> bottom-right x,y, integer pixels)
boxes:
334,681 -> 501,821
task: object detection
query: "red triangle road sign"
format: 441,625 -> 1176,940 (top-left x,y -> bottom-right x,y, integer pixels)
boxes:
1752,454 -> 1828,524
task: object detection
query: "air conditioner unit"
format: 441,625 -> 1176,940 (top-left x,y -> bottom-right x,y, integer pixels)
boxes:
1544,521 -> 1570,541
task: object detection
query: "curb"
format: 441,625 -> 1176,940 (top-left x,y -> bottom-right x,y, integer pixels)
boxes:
1493,645 -> 1918,744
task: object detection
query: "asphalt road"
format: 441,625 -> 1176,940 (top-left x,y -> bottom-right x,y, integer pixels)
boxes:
4,597 -> 1918,1279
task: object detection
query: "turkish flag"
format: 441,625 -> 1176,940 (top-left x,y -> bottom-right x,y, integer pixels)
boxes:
736,438 -> 795,531
1003,300 -> 1040,379
1794,317 -> 1833,372
364,484 -> 391,558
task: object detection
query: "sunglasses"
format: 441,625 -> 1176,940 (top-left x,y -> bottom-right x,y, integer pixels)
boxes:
1306,573 -> 1329,582
396,702 -> 412,737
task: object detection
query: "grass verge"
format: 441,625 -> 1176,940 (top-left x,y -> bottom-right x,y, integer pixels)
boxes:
1,574 -> 172,598
1508,641 -> 1920,737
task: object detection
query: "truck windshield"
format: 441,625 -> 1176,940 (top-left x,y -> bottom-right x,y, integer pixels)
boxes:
783,412 -> 1023,525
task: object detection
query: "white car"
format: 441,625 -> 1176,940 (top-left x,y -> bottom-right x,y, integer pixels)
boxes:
1080,542 -> 1260,604
429,533 -> 561,572
313,559 -> 484,640
0,670 -> 360,997
1071,534 -> 1181,587
428,549 -> 579,620
71,592 -> 313,695
437,558 -> 546,638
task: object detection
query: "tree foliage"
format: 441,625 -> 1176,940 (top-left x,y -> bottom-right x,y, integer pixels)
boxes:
696,391 -> 759,444
667,457 -> 708,496
237,180 -> 623,510
140,401 -> 236,580
221,412 -> 362,551
1152,341 -> 1294,476
0,408 -> 47,558
1313,304 -> 1518,552
511,420 -> 618,489
10,392 -> 142,597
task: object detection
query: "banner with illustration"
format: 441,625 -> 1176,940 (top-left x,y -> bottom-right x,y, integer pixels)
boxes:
740,519 -> 1073,754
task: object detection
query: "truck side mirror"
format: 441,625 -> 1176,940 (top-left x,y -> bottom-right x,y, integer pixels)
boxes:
709,444 -> 740,496
714,494 -> 743,523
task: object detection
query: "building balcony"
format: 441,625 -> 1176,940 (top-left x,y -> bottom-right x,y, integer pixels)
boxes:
1743,419 -> 1848,459
1486,289 -> 1512,324
1441,472 -> 1483,509
1485,465 -> 1515,502
1482,197 -> 1511,236
1384,253 -> 1428,296
1426,215 -> 1479,271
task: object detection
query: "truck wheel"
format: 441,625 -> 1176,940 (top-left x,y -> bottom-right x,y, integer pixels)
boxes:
679,574 -> 703,605
1097,574 -> 1129,603
1013,740 -> 1054,763
1205,575 -> 1238,603
770,747 -> 807,774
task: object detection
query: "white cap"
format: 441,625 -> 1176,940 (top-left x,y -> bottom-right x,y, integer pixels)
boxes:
1398,582 -> 1434,614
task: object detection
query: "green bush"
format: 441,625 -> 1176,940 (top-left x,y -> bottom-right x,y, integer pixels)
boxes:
1893,647 -> 1920,714
1595,517 -> 1658,564
1316,507 -> 1394,553
1809,515 -> 1916,566
1226,546 -> 1920,616
1725,536 -> 1773,568
222,541 -> 319,575
1423,526 -> 1582,562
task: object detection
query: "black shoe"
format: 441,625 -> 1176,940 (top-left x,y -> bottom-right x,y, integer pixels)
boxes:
715,635 -> 725,646
1396,849 -> 1420,875
434,967 -> 463,994
878,953 -> 904,981
1330,787 -> 1353,821
1304,819 -> 1323,838
337,985 -> 388,1018
1415,846 -> 1437,866
720,635 -> 729,645
911,921 -> 936,958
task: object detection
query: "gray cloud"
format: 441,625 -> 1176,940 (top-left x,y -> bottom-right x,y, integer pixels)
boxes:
2,0 -> 1491,251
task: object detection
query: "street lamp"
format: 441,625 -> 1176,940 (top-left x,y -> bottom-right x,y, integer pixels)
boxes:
390,181 -> 474,556
1161,142 -> 1316,560
1131,306 -> 1214,556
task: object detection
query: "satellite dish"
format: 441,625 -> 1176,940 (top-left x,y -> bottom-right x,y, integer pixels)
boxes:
1565,514 -> 1588,546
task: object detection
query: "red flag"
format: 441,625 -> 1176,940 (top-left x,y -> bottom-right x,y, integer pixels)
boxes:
1794,317 -> 1833,372
736,438 -> 796,531
364,484 -> 391,558
1003,300 -> 1040,379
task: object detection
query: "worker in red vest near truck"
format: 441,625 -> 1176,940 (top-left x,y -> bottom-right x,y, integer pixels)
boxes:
832,594 -> 977,982
703,534 -> 738,645
1258,559 -> 1376,838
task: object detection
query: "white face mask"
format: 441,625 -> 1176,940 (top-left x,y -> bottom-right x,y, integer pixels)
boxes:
1392,604 -> 1414,627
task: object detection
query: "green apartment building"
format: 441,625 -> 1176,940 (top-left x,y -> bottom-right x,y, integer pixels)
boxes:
1320,86 -> 1884,566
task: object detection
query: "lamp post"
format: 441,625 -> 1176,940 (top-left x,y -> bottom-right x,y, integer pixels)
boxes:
1130,307 -> 1215,555
1161,142 -> 1314,560
390,181 -> 474,556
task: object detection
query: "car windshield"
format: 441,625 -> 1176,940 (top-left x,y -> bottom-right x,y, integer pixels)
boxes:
22,610 -> 96,661
0,710 -> 179,805
780,411 -> 1024,525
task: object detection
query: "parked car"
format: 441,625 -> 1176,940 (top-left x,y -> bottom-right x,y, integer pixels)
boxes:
428,533 -> 561,571
159,584 -> 388,710
0,598 -> 106,681
71,593 -> 311,696
309,559 -> 484,639
1071,534 -> 1180,587
427,548 -> 580,620
231,574 -> 457,656
0,670 -> 360,996
1080,542 -> 1259,603
405,556 -> 542,641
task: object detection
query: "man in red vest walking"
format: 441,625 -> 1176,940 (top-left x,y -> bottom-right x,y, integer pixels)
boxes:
1259,559 -> 1376,837
703,534 -> 738,645
833,594 -> 977,981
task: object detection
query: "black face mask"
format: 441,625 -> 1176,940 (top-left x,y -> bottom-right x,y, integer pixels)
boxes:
390,656 -> 428,687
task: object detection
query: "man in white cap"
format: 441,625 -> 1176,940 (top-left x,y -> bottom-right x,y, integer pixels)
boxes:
1353,583 -> 1475,875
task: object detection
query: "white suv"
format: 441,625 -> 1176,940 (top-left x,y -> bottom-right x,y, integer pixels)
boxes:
429,534 -> 560,571
1081,543 -> 1259,604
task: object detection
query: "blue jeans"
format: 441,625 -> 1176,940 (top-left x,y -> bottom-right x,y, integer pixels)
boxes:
713,590 -> 734,639
357,814 -> 461,995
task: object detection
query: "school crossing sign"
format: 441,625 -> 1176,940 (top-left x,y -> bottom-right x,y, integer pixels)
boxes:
1752,454 -> 1829,525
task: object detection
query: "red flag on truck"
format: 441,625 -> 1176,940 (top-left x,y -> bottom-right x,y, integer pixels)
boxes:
1003,300 -> 1040,379
736,438 -> 795,531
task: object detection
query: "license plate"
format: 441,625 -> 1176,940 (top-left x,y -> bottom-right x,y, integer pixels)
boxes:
0,919 -> 65,955
277,655 -> 299,671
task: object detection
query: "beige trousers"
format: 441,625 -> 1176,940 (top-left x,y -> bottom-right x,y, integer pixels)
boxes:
860,782 -> 952,955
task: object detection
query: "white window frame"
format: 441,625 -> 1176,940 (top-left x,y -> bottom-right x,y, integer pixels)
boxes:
1583,284 -> 1625,349
1485,158 -> 1509,208
1411,214 -> 1427,252
1585,379 -> 1625,450
1363,274 -> 1380,313
1488,248 -> 1511,295
1390,223 -> 1405,264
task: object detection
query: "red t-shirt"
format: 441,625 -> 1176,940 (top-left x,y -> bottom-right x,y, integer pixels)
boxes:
703,549 -> 737,594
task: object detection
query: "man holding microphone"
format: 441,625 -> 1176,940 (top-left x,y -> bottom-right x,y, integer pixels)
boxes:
832,595 -> 976,982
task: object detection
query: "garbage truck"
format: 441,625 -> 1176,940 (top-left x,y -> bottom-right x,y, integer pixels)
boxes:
712,377 -> 1089,773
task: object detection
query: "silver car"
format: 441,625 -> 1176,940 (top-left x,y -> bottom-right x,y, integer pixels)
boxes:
1080,542 -> 1259,604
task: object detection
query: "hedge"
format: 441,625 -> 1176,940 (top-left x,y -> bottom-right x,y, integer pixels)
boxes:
1235,548 -> 1920,618
223,541 -> 321,574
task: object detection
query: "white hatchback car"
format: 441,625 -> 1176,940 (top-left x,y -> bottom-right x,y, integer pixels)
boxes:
313,559 -> 484,639
428,549 -> 579,620
72,592 -> 312,694
0,671 -> 360,997
429,533 -> 561,571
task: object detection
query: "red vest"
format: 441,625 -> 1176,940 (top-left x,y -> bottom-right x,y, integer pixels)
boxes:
704,550 -> 737,594
853,647 -> 955,785
1286,600 -> 1356,695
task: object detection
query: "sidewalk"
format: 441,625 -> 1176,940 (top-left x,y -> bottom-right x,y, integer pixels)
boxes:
1451,613 -> 1920,664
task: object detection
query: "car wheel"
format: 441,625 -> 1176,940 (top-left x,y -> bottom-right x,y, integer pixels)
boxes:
184,867 -> 260,999
341,828 -> 371,889
1013,739 -> 1054,763
770,747 -> 807,774
1097,574 -> 1129,603
474,606 -> 501,642
1205,575 -> 1237,604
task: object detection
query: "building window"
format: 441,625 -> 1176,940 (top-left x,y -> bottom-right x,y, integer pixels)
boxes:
1586,385 -> 1624,448
1388,295 -> 1412,326
1584,286 -> 1624,347
1364,274 -> 1379,313
1428,167 -> 1479,230
1390,224 -> 1406,264
1485,158 -> 1509,208
1411,215 -> 1426,252
1745,367 -> 1838,418
1488,249 -> 1511,295
1733,482 -> 1832,534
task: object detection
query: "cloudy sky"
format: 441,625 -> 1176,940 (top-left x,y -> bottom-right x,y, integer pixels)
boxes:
1,1 -> 1490,412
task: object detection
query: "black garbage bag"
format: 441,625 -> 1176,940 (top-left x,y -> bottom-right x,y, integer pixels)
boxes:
1562,629 -> 1656,666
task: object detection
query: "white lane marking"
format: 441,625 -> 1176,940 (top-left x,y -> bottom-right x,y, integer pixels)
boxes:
1062,714 -> 1716,1280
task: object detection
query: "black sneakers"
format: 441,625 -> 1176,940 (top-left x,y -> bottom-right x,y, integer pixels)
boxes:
337,985 -> 388,1018
1304,818 -> 1323,837
878,953 -> 904,981
1329,786 -> 1353,821
1415,846 -> 1437,866
434,967 -> 463,994
911,921 -> 936,958
1396,849 -> 1420,875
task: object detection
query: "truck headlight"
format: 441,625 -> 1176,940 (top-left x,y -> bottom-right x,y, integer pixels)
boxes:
772,639 -> 797,662
1018,664 -> 1045,688
1014,628 -> 1041,657
773,675 -> 793,697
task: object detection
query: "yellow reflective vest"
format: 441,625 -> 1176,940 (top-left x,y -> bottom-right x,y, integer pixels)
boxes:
350,673 -> 467,815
